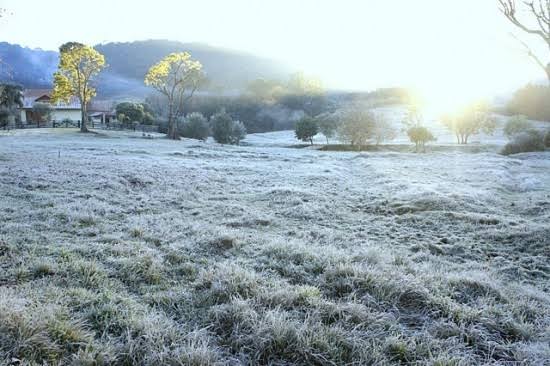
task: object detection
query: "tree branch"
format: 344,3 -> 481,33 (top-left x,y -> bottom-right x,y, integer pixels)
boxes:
499,0 -> 550,42
511,32 -> 550,73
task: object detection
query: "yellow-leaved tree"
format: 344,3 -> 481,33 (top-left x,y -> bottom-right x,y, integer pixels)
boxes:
51,42 -> 106,132
145,52 -> 204,139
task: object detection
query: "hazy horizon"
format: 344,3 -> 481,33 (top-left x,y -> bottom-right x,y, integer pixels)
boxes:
1,0 -> 548,102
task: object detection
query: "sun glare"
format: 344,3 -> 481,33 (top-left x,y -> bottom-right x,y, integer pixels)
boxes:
412,71 -> 497,119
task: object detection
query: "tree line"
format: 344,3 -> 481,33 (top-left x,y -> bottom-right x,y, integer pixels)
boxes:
293,102 -> 497,152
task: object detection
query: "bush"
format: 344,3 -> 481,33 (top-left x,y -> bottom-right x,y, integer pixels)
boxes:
337,106 -> 377,148
115,102 -> 145,123
231,121 -> 247,145
544,130 -> 550,148
181,112 -> 209,141
501,129 -> 546,155
508,84 -> 550,121
211,110 -> 247,145
407,126 -> 436,152
294,116 -> 318,145
504,115 -> 531,139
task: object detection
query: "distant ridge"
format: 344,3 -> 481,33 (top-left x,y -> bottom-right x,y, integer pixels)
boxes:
0,40 -> 291,98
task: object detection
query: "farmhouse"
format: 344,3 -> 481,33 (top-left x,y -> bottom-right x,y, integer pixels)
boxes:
20,89 -> 82,123
88,100 -> 116,124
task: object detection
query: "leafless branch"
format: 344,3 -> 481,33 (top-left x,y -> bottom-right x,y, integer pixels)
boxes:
511,32 -> 550,75
498,0 -> 550,43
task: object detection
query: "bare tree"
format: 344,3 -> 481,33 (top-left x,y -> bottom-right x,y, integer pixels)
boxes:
498,0 -> 550,81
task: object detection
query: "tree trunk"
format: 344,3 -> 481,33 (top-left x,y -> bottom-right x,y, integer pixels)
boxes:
325,136 -> 329,145
80,105 -> 88,133
310,137 -> 313,145
167,101 -> 179,140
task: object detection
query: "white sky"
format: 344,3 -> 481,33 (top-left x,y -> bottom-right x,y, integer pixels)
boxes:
0,0 -> 548,104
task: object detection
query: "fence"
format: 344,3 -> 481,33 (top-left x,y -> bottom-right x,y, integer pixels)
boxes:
1,120 -> 160,133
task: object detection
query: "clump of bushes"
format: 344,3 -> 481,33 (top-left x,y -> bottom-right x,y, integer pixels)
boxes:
211,109 -> 247,145
503,115 -> 531,138
501,129 -> 546,155
181,112 -> 210,141
508,84 -> 550,121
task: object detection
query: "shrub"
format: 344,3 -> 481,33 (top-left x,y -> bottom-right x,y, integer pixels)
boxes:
294,116 -> 318,145
544,130 -> 550,148
407,126 -> 436,152
115,102 -> 145,123
337,106 -> 377,149
501,129 -> 546,155
504,115 -> 531,139
182,112 -> 210,141
61,118 -> 74,126
508,84 -> 550,121
231,120 -> 247,145
211,109 -> 247,145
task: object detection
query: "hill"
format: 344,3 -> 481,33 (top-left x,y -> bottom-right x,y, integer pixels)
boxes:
0,40 -> 291,98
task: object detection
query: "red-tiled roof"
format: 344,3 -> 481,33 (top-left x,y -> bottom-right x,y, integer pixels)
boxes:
22,89 -> 81,110
23,89 -> 52,99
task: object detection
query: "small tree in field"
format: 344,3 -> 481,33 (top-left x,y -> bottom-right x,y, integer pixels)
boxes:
407,126 -> 436,152
32,102 -> 52,127
51,42 -> 105,133
337,106 -> 376,149
504,115 -> 531,138
145,52 -> 204,139
182,112 -> 209,141
403,103 -> 436,152
315,112 -> 339,144
295,116 -> 318,145
442,102 -> 496,144
372,114 -> 396,145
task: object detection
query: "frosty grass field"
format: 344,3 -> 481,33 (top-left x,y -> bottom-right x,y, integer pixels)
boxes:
0,122 -> 549,364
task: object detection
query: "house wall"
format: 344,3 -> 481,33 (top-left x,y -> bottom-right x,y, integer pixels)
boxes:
52,110 -> 82,122
20,109 -> 82,123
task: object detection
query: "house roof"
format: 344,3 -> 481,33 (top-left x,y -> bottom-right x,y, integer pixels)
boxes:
88,100 -> 115,113
22,89 -> 81,110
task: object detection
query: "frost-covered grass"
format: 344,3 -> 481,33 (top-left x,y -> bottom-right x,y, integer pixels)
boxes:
0,128 -> 549,365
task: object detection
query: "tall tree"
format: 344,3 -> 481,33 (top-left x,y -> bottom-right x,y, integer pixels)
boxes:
0,83 -> 23,127
51,42 -> 106,132
498,0 -> 550,82
144,52 -> 204,139
0,84 -> 23,110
